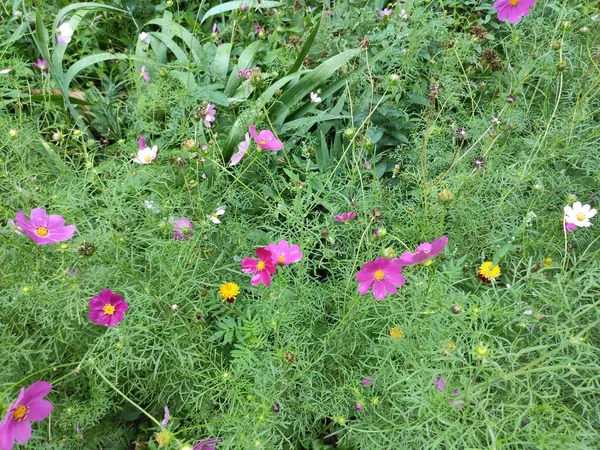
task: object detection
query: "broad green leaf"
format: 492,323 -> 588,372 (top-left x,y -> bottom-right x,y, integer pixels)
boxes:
281,114 -> 349,133
315,130 -> 330,172
287,23 -> 320,75
270,49 -> 361,129
64,53 -> 129,87
53,3 -> 125,32
148,32 -> 189,64
147,17 -> 203,62
212,43 -> 232,82
200,1 -> 282,23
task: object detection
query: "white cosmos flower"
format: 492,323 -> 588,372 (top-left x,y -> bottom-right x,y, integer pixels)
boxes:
133,145 -> 158,164
56,22 -> 74,45
208,206 -> 226,224
310,92 -> 321,103
139,32 -> 151,44
564,201 -> 597,227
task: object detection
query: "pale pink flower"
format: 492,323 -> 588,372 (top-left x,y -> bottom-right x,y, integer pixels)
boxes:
201,104 -> 216,128
56,22 -> 74,45
266,240 -> 303,265
229,133 -> 250,167
133,145 -> 158,164
310,92 -> 321,103
140,65 -> 150,83
171,217 -> 194,240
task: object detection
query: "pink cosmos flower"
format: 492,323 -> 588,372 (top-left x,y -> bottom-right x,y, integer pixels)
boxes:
171,217 -> 194,240
33,58 -> 49,73
0,381 -> 53,450
266,240 -> 303,265
201,104 -> 216,128
140,65 -> 150,83
564,221 -> 577,233
379,8 -> 393,21
356,257 -> 406,300
88,289 -> 128,327
14,208 -> 76,245
333,211 -> 356,223
229,133 -> 250,167
398,235 -> 448,266
493,0 -> 536,24
248,125 -> 283,151
241,247 -> 277,286
193,438 -> 222,450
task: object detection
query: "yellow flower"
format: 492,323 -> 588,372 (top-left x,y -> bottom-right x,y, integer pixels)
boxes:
389,326 -> 404,339
478,261 -> 501,283
219,282 -> 240,303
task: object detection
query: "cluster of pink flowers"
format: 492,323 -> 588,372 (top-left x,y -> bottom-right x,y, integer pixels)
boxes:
241,240 -> 302,286
356,236 -> 448,300
237,66 -> 260,79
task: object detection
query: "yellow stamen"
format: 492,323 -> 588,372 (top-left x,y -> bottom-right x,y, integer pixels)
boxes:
144,156 -> 152,162
259,139 -> 267,145
374,269 -> 385,281
13,405 -> 28,421
576,213 -> 585,221
103,304 -> 116,315
509,0 -> 519,5
277,255 -> 285,263
36,227 -> 49,237
256,261 -> 266,271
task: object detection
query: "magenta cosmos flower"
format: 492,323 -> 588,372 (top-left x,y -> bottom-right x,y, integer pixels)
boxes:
201,104 -> 216,128
266,240 -> 303,265
171,217 -> 194,240
248,125 -> 283,151
193,438 -> 221,450
14,208 -> 76,245
356,257 -> 405,300
0,381 -> 53,450
241,247 -> 277,286
493,0 -> 536,24
398,235 -> 448,266
333,211 -> 356,223
88,289 -> 128,327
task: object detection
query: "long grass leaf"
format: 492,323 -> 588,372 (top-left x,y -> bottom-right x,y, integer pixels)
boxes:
200,1 -> 282,23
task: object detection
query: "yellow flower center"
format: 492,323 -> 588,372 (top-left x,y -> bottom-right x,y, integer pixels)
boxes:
103,304 -> 116,315
256,261 -> 266,271
259,139 -> 267,145
36,227 -> 49,237
219,282 -> 240,301
576,213 -> 585,221
144,156 -> 152,162
374,269 -> 385,281
509,0 -> 519,5
12,405 -> 28,421
277,255 -> 286,263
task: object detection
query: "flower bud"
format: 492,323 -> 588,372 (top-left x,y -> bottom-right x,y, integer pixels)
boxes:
22,286 -> 32,294
8,128 -> 19,138
344,128 -> 355,139
387,74 -> 400,85
451,305 -> 461,314
475,344 -> 489,357
437,189 -> 454,204
381,247 -> 395,259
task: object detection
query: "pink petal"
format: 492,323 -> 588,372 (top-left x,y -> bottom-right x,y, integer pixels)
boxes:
356,269 -> 373,283
21,381 -> 52,404
241,258 -> 258,273
250,273 -> 262,286
12,420 -> 32,444
256,247 -> 273,262
248,124 -> 260,142
229,148 -> 247,166
260,271 -> 272,286
46,214 -> 66,229
0,422 -> 15,450
385,271 -> 405,287
24,400 -> 53,421
383,279 -> 398,295
14,211 -> 35,234
372,281 -> 387,300
29,208 -> 48,227
397,251 -> 415,265
358,280 -> 373,295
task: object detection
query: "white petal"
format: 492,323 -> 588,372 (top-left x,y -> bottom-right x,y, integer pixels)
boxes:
564,206 -> 573,215
573,202 -> 583,212
588,208 -> 597,218
581,204 -> 591,213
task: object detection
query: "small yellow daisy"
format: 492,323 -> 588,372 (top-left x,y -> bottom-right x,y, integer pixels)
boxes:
389,326 -> 404,339
478,261 -> 501,283
218,282 -> 240,303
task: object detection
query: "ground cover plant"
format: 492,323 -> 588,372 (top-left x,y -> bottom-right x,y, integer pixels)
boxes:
1,0 -> 600,448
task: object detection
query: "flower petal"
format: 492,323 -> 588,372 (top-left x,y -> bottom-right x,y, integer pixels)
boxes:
21,381 -> 52,405
372,281 -> 387,300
